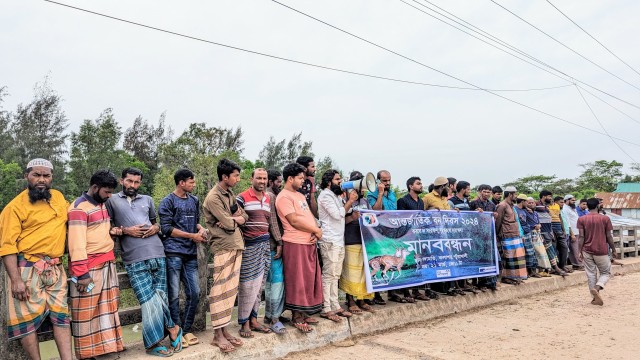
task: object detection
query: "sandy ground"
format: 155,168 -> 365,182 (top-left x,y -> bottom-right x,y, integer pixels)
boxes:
285,270 -> 639,360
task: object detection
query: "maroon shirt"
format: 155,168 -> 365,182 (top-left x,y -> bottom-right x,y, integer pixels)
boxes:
577,213 -> 613,256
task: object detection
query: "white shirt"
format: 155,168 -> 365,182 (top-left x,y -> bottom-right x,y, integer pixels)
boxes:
562,205 -> 579,235
318,189 -> 346,245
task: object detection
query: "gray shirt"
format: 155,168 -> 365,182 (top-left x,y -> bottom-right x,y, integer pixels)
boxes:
106,192 -> 165,265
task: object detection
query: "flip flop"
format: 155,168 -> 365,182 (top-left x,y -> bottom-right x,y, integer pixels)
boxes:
304,317 -> 319,324
372,297 -> 386,305
181,336 -> 189,349
269,321 -> 287,335
250,325 -> 272,334
348,305 -> 363,314
412,293 -> 431,301
170,327 -> 183,353
389,295 -> 407,303
238,328 -> 254,338
320,312 -> 342,323
336,309 -> 353,318
357,303 -> 375,313
184,332 -> 199,346
147,345 -> 173,357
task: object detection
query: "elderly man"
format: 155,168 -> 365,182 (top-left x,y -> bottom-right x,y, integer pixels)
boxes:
106,167 -> 182,357
495,186 -> 527,285
0,159 -> 72,360
68,170 -> 125,359
202,159 -> 248,352
562,194 -> 584,271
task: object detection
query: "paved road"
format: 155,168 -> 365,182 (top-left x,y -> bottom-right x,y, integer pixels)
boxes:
285,269 -> 638,360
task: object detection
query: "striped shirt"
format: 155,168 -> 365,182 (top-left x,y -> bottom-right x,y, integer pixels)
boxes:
68,193 -> 115,278
237,187 -> 271,242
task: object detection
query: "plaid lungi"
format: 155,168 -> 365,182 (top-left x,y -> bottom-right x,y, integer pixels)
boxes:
522,233 -> 538,270
532,231 -> 551,269
209,250 -> 242,330
265,250 -> 285,320
6,255 -> 70,341
237,239 -> 270,325
70,261 -> 124,359
500,237 -> 528,280
125,257 -> 175,349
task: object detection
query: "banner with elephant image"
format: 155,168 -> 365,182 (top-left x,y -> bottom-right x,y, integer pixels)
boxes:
359,209 -> 499,293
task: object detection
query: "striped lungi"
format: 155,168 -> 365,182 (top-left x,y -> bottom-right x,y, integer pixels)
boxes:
338,244 -> 373,300
6,255 -> 70,341
237,239 -> 271,325
283,242 -> 323,315
531,231 -> 551,269
500,237 -> 528,280
522,233 -> 538,270
541,232 -> 559,267
125,257 -> 175,349
209,250 -> 242,329
265,250 -> 285,320
70,261 -> 124,359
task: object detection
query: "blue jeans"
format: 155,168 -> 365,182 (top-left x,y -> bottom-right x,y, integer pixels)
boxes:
166,256 -> 200,333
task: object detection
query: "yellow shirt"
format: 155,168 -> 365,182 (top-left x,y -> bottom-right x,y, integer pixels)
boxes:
548,203 -> 561,223
422,190 -> 451,210
0,189 -> 69,262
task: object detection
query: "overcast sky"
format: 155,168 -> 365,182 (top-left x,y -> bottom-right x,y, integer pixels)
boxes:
2,0 -> 640,187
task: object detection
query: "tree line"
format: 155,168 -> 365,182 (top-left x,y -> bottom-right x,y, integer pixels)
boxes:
1,79 -> 639,210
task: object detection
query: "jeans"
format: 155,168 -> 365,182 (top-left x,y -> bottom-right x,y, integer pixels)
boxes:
166,256 -> 200,333
551,223 -> 568,269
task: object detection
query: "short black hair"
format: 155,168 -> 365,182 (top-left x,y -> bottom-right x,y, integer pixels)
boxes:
516,198 -> 527,204
282,163 -> 306,182
504,191 -> 515,198
553,196 -> 563,202
251,168 -> 268,178
540,190 -> 552,198
174,168 -> 194,185
122,167 -> 143,180
447,177 -> 457,186
428,183 -> 434,193
579,198 -> 588,204
320,169 -> 340,189
587,198 -> 600,210
217,158 -> 241,181
90,170 -> 118,189
267,169 -> 282,182
406,176 -> 421,191
477,184 -> 492,192
296,156 -> 314,168
456,181 -> 470,193
349,171 -> 363,181
492,186 -> 503,194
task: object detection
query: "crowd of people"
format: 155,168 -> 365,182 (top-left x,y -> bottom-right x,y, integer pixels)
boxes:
0,156 -> 619,358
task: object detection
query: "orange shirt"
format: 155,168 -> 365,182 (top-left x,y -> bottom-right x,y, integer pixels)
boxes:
275,189 -> 317,244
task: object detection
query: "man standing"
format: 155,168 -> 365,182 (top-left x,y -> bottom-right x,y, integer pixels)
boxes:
526,198 -> 552,277
264,169 -> 286,332
0,159 -> 72,360
562,195 -> 584,271
423,177 -> 451,211
236,168 -> 276,337
318,170 -> 356,321
158,169 -> 207,347
514,194 -> 539,278
469,184 -> 496,212
549,196 -> 572,273
202,159 -> 248,352
68,170 -> 125,359
276,163 -> 323,334
491,186 -> 503,207
448,181 -> 471,211
106,167 -> 182,357
577,199 -> 589,217
578,198 -> 618,306
296,156 -> 318,218
495,186 -> 527,285
535,190 -> 567,276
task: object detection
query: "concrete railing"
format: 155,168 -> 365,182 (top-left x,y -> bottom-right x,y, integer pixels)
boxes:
612,226 -> 639,259
0,242 -> 215,360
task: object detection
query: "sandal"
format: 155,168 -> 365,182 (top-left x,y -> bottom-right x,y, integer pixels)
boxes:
293,322 -> 313,333
446,289 -> 458,297
463,286 -> 480,294
304,317 -> 319,324
358,303 -> 375,313
250,324 -> 272,334
425,289 -> 440,299
389,294 -> 407,303
412,292 -> 431,301
169,327 -> 183,353
454,288 -> 466,296
320,312 -> 342,322
348,305 -> 363,314
238,328 -> 254,338
147,345 -> 173,357
336,309 -> 353,318
184,332 -> 199,346
269,321 -> 287,335
181,336 -> 189,349
373,297 -> 386,305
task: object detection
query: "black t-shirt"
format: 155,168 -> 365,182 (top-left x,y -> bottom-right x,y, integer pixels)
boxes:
344,197 -> 371,246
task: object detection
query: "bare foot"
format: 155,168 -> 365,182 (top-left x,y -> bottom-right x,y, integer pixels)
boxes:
590,288 -> 603,306
211,336 -> 235,353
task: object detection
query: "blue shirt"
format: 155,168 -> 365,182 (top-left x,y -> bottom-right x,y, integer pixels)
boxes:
577,207 -> 589,217
514,206 -> 531,234
367,189 -> 397,210
158,192 -> 200,257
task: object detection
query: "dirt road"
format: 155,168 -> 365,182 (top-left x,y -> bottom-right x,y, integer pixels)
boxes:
285,270 -> 638,360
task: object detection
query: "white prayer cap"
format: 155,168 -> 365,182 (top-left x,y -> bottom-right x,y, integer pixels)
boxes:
27,158 -> 54,170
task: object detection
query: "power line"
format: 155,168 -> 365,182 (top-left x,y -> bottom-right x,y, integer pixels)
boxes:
403,0 -> 640,123
41,1 -> 572,93
406,0 -> 640,113
545,0 -> 640,78
43,0 -> 640,149
268,0 -> 640,148
574,84 -> 637,163
490,0 -> 640,93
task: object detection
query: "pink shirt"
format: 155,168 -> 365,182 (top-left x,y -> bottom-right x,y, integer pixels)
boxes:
276,189 -> 317,245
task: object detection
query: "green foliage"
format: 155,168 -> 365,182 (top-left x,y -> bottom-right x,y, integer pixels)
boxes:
257,132 -> 314,170
576,160 -> 623,192
0,160 -> 23,209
